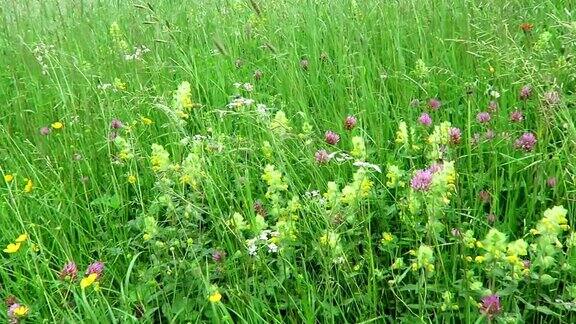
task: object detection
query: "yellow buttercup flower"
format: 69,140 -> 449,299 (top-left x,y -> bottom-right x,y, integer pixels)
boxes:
4,242 -> 21,253
141,117 -> 153,125
4,174 -> 14,182
15,233 -> 28,243
24,179 -> 33,193
13,305 -> 29,317
209,291 -> 222,303
80,273 -> 98,289
128,175 -> 137,184
51,122 -> 63,129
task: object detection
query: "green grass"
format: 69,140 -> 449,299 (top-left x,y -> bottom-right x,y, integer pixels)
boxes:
1,0 -> 576,322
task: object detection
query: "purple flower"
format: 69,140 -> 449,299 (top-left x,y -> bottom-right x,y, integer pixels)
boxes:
480,294 -> 502,319
510,110 -> 524,123
60,261 -> 78,280
315,149 -> 330,164
212,250 -> 226,262
40,127 -> 51,136
471,133 -> 481,146
427,163 -> 443,174
7,303 -> 20,320
344,115 -> 357,130
110,119 -> 124,129
428,98 -> 441,111
519,85 -> 532,100
477,112 -> 491,123
488,101 -> 498,113
85,261 -> 104,279
522,259 -> 531,268
449,127 -> 461,144
418,113 -> 432,127
324,131 -> 340,145
546,177 -> 557,188
410,170 -> 433,191
514,132 -> 537,151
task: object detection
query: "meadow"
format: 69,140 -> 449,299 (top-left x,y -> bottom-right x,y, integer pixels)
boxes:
1,0 -> 576,322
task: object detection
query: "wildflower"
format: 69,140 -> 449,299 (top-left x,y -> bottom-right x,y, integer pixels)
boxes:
51,121 -> 63,130
85,261 -> 105,279
300,58 -> 309,70
344,115 -> 357,130
150,144 -> 171,172
15,234 -> 27,243
395,121 -> 409,144
173,81 -> 194,118
519,85 -> 532,100
520,22 -> 534,33
488,101 -> 498,112
315,149 -> 330,164
128,175 -> 137,184
267,243 -> 279,253
269,111 -> 292,136
110,119 -> 123,129
4,174 -> 14,183
3,243 -> 21,254
546,177 -> 557,188
428,98 -> 441,111
8,303 -> 29,322
212,250 -> 226,262
253,200 -> 267,217
141,117 -> 153,125
60,261 -> 78,280
487,213 -> 497,223
480,294 -> 501,319
39,127 -> 51,136
476,112 -> 491,123
479,190 -> 491,204
253,69 -> 263,80
448,127 -> 461,144
451,228 -> 461,237
410,99 -> 420,107
325,131 -> 340,145
23,179 -> 33,193
418,113 -> 432,127
411,245 -> 435,272
209,291 -> 222,303
543,90 -> 560,106
80,274 -> 98,289
484,129 -> 495,140
410,170 -> 433,191
381,232 -> 395,245
350,136 -> 366,159
385,164 -> 404,188
514,132 -> 537,151
113,78 -> 126,91
510,110 -> 524,122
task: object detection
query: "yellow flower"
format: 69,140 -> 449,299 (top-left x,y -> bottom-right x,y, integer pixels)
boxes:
51,122 -> 63,129
80,273 -> 98,289
4,174 -> 14,182
128,175 -> 137,184
13,305 -> 29,317
15,233 -> 28,243
24,179 -> 33,193
209,291 -> 222,303
4,242 -> 21,253
141,117 -> 153,125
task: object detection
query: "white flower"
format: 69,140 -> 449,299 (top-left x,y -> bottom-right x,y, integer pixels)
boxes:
268,243 -> 278,253
243,83 -> 254,92
353,161 -> 382,173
